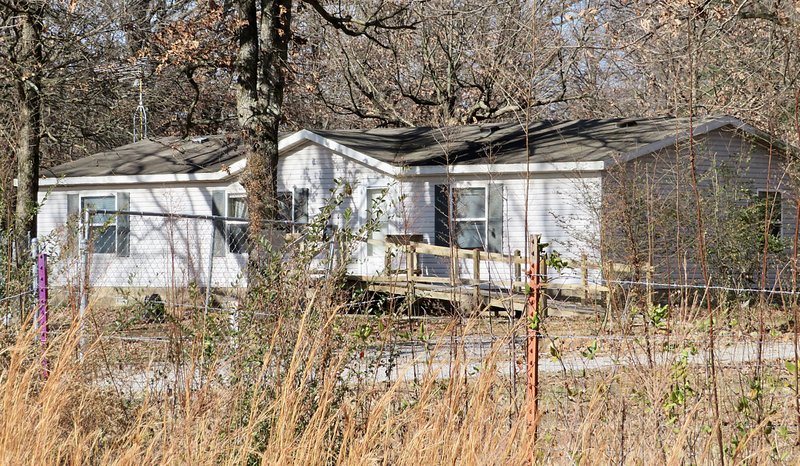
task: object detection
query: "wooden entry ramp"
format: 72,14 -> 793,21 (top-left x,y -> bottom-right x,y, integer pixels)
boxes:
350,238 -> 638,317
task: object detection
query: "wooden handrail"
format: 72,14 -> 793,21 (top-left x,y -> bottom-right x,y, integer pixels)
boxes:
365,238 -> 647,273
359,237 -> 652,312
367,239 -> 527,264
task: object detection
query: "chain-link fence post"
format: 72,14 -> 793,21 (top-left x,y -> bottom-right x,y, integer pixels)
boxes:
229,307 -> 239,350
30,237 -> 38,335
38,251 -> 49,378
78,237 -> 88,361
204,217 -> 215,319
327,225 -> 336,276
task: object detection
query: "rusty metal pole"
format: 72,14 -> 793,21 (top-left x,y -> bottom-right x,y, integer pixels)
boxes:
526,234 -> 541,457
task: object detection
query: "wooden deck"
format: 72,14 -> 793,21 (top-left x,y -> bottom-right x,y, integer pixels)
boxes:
349,238 -> 650,317
359,278 -> 604,317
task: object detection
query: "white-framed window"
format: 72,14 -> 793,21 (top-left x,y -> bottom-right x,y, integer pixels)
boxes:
452,187 -> 487,250
434,183 -> 502,253
82,195 -> 117,253
68,192 -> 130,256
226,194 -> 249,254
212,189 -> 310,256
757,190 -> 782,238
366,187 -> 388,257
276,188 -> 310,232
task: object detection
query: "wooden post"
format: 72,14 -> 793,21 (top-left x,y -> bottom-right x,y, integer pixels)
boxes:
581,253 -> 588,305
406,245 -> 416,315
527,234 -> 541,454
514,249 -> 522,291
473,249 -> 481,312
540,252 -> 548,318
384,242 -> 392,273
646,262 -> 653,309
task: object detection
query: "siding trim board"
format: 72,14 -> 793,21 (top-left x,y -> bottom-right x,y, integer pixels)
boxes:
401,161 -> 605,176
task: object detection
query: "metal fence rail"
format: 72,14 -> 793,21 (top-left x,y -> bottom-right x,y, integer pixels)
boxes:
23,210 -> 340,323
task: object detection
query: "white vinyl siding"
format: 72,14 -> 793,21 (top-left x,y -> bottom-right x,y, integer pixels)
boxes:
37,140 -> 600,288
608,128 -> 795,285
395,174 -> 601,282
38,185 -> 246,289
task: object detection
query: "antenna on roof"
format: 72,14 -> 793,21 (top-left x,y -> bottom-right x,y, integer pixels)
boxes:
132,66 -> 148,142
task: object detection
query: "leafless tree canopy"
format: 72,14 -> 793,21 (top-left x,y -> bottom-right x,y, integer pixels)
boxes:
1,0 -> 799,240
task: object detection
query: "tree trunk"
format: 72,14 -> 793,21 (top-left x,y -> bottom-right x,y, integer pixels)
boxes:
14,3 -> 43,251
234,0 -> 291,285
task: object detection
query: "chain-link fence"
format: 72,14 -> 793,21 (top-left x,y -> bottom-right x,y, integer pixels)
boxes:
84,210 -> 245,290
37,210 -> 338,312
0,231 -> 45,326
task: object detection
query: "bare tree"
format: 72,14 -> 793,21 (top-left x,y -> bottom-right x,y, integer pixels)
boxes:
293,0 -> 604,127
585,1 -> 800,135
0,0 -> 44,247
231,0 -> 415,281
0,0 -> 238,240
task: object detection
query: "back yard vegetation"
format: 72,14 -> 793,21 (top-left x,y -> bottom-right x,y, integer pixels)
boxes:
2,0 -> 800,465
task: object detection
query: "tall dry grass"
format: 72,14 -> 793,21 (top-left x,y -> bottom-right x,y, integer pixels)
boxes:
2,294 -> 798,464
0,297 -> 539,465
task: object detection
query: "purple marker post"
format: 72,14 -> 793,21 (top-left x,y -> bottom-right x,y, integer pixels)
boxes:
38,253 -> 48,378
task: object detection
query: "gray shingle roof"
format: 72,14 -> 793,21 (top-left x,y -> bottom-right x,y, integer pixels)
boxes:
44,117 -> 718,178
43,134 -> 245,178
314,117 -> 714,166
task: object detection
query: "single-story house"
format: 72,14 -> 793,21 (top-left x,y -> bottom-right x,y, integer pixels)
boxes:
35,116 -> 797,292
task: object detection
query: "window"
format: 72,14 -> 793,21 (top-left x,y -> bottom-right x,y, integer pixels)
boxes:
70,192 -> 129,256
82,195 -> 117,254
276,189 -> 310,233
434,184 -> 503,253
758,191 -> 782,238
366,187 -> 387,256
453,187 -> 487,249
226,195 -> 248,254
212,189 -> 310,256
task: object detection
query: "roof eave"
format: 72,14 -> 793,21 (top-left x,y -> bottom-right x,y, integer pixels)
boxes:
38,170 -> 237,187
46,117 -> 787,188
612,116 -> 798,165
398,161 -> 606,176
